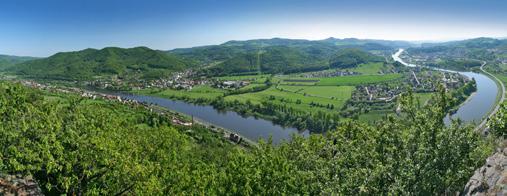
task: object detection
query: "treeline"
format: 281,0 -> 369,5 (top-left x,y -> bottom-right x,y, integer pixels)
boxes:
211,98 -> 340,133
428,59 -> 482,71
444,79 -> 477,114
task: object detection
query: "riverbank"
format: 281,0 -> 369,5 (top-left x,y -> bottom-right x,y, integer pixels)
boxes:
393,49 -> 500,127
117,93 -> 309,144
477,62 -> 506,132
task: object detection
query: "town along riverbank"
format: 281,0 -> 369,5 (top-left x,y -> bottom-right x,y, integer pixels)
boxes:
393,49 -> 500,126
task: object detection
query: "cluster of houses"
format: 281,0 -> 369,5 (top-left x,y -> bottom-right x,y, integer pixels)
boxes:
441,72 -> 468,89
350,70 -> 469,103
90,70 -> 208,90
351,84 -> 402,102
213,80 -> 250,89
299,69 -> 359,78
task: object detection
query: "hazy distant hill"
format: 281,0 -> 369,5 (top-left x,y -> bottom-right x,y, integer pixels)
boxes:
12,47 -> 193,80
0,55 -> 38,70
320,37 -> 414,49
408,37 -> 507,61
420,37 -> 507,48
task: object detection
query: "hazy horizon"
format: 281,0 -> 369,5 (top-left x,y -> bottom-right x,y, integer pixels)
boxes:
1,0 -> 506,57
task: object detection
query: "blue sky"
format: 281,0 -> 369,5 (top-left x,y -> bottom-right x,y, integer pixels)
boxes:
1,0 -> 506,57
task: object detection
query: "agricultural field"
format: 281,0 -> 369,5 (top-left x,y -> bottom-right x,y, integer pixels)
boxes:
239,83 -> 267,91
349,62 -> 385,75
225,86 -> 352,114
134,85 -> 226,100
278,78 -> 320,85
278,85 -> 354,99
214,74 -> 270,83
317,73 -> 403,86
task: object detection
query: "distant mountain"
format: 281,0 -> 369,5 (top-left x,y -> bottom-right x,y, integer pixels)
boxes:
320,37 -> 415,49
407,37 -> 507,61
12,47 -> 193,81
420,37 -> 507,48
0,54 -> 38,70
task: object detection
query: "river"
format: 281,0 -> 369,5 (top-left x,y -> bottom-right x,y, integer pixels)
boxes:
117,94 -> 309,144
114,49 -> 498,144
392,49 -> 499,125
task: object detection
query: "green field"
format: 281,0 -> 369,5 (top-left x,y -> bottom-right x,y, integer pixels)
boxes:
239,83 -> 267,91
300,86 -> 354,98
317,74 -> 403,86
350,62 -> 385,75
134,85 -> 226,100
215,74 -> 270,83
278,85 -> 305,93
225,86 -> 352,113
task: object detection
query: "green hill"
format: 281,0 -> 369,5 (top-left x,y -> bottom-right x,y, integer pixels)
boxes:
202,45 -> 337,75
171,38 -> 390,76
170,38 -> 403,63
201,46 -> 385,76
12,47 -> 192,80
329,48 -> 384,69
0,54 -> 38,70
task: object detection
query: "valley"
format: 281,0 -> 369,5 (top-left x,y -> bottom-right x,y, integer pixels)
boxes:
1,37 -> 506,195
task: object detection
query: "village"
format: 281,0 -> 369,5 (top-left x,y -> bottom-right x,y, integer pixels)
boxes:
19,80 -> 250,146
89,69 -> 254,91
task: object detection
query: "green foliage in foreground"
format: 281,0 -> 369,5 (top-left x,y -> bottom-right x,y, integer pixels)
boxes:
489,104 -> 507,137
0,82 -> 493,195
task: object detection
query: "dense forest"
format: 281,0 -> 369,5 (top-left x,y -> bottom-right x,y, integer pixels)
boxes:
0,81 -> 494,195
10,47 -> 194,80
0,55 -> 38,70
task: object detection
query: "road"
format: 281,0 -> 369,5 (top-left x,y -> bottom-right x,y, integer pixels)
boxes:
476,61 -> 505,132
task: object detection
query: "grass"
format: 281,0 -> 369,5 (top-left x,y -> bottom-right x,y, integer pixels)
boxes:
317,74 -> 403,86
300,86 -> 354,98
278,85 -> 305,93
134,85 -> 226,100
239,83 -> 267,91
215,74 -> 270,83
350,62 -> 385,75
225,86 -> 352,114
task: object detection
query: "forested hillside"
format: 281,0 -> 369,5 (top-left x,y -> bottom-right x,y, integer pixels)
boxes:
171,38 -> 399,76
407,37 -> 507,62
0,54 -> 38,70
0,81 -> 493,195
11,47 -> 193,80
